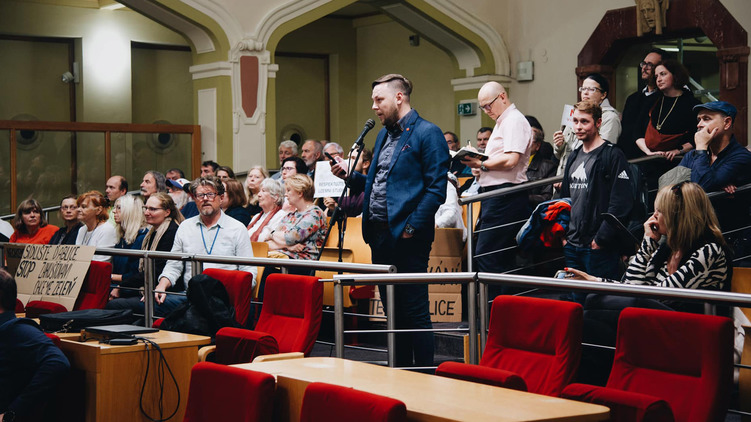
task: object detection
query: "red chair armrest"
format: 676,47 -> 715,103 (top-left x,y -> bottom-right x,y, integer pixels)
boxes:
25,300 -> 68,318
215,327 -> 279,365
561,383 -> 675,422
435,361 -> 527,391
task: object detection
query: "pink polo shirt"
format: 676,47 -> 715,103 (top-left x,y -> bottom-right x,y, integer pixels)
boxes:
478,104 -> 532,187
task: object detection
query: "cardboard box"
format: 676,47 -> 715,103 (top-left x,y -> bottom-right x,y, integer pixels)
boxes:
368,290 -> 463,323
429,292 -> 462,323
428,255 -> 463,293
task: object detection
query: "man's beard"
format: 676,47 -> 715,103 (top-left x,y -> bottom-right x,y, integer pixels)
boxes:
200,206 -> 218,217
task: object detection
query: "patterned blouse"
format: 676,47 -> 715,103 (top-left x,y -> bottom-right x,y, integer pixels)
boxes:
607,236 -> 729,291
277,206 -> 327,260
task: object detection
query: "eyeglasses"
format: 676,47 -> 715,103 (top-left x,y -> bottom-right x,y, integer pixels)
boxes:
578,86 -> 603,93
142,206 -> 164,212
480,95 -> 500,111
639,61 -> 656,69
195,192 -> 218,200
281,167 -> 296,172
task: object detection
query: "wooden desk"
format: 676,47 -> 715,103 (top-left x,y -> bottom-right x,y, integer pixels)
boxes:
58,330 -> 210,422
234,357 -> 609,422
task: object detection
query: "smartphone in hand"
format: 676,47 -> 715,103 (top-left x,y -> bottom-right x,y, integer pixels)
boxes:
324,151 -> 338,166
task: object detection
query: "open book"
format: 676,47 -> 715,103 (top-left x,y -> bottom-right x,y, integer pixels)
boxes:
450,147 -> 488,162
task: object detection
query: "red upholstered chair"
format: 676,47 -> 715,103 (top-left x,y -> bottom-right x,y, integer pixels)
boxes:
300,382 -> 407,422
207,273 -> 322,365
435,295 -> 582,397
44,333 -> 62,347
15,298 -> 25,313
25,261 -> 113,317
201,268 -> 254,326
183,362 -> 275,422
561,307 -> 734,422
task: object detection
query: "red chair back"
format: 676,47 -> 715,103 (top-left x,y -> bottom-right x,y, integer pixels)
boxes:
73,261 -> 112,310
255,273 -> 322,355
480,295 -> 582,397
608,308 -> 733,422
214,327 -> 279,365
15,298 -> 24,313
25,300 -> 68,318
202,268 -> 254,326
183,362 -> 275,422
45,333 -> 62,348
300,382 -> 407,422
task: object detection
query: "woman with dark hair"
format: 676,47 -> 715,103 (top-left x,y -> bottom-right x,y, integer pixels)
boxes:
9,198 -> 58,244
221,179 -> 252,226
553,73 -> 621,175
108,192 -> 185,304
280,156 -> 308,181
635,59 -> 700,160
75,191 -> 117,262
49,196 -> 83,245
216,166 -> 236,181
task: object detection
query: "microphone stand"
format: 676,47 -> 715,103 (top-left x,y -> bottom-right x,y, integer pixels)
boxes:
317,143 -> 366,268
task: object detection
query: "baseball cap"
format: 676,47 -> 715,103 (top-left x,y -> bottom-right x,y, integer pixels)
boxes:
693,101 -> 737,122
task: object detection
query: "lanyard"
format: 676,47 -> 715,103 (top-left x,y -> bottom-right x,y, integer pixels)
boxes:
200,225 -> 220,255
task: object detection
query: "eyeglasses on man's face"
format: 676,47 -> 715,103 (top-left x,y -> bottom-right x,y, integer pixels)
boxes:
195,192 -> 218,200
639,61 -> 656,69
480,95 -> 500,111
578,86 -> 603,93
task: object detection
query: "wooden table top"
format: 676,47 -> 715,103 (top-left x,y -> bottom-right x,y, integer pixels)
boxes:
57,330 -> 211,354
234,357 -> 609,422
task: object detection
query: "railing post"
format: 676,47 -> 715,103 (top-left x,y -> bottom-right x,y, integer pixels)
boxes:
191,258 -> 203,279
334,280 -> 344,358
143,253 -> 155,328
479,278 -> 488,350
467,275 -> 478,364
386,284 -> 396,368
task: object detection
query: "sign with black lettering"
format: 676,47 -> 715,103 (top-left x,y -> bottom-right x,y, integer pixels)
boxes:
15,244 -> 96,311
4,244 -> 26,278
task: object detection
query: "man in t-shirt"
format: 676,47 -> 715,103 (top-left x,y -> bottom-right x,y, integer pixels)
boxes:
560,101 -> 633,302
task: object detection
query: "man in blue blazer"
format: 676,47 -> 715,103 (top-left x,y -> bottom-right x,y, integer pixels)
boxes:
335,74 -> 449,367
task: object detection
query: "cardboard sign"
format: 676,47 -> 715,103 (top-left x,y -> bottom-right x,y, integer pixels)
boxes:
560,104 -> 575,128
4,244 -> 26,279
314,161 -> 346,198
369,289 -> 463,323
15,244 -> 96,311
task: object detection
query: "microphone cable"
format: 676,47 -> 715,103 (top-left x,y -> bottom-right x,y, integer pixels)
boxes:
134,336 -> 181,422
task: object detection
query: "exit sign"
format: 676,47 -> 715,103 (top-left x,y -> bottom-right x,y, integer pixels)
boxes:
457,102 -> 476,116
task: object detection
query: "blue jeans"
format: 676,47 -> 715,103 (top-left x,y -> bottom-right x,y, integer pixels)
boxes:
105,294 -> 187,318
370,229 -> 434,368
563,243 -> 622,304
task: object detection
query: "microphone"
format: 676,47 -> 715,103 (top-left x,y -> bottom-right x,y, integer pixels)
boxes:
350,119 -> 376,152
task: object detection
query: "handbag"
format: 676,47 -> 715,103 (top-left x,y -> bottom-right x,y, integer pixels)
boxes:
39,309 -> 135,332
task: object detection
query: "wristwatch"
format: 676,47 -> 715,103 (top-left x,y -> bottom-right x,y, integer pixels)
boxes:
404,224 -> 416,236
480,163 -> 489,172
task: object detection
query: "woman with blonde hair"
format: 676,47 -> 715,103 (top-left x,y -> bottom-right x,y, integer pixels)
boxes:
244,165 -> 269,215
569,182 -> 730,309
111,195 -> 148,286
108,192 -> 185,305
75,191 -> 117,262
267,174 -> 326,261
9,198 -> 58,244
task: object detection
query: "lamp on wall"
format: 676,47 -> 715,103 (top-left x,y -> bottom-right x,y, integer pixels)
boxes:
61,62 -> 80,84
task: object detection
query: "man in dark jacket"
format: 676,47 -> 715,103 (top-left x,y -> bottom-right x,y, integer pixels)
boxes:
525,116 -> 557,211
561,102 -> 633,303
0,269 -> 70,422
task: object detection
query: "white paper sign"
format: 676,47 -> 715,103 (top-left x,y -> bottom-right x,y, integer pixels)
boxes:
15,244 -> 96,311
314,161 -> 346,198
561,104 -> 575,128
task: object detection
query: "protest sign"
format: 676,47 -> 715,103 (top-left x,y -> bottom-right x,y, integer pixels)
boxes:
561,104 -> 575,128
15,244 -> 96,311
4,243 -> 26,278
314,161 -> 346,198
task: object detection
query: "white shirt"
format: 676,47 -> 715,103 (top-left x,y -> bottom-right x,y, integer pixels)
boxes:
75,223 -> 118,262
435,183 -> 467,241
479,104 -> 532,187
247,209 -> 286,243
159,211 -> 257,288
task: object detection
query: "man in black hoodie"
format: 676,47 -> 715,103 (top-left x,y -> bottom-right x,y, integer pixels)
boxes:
0,269 -> 70,422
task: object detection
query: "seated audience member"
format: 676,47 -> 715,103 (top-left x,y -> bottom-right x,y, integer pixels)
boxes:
165,168 -> 185,181
0,269 -> 70,422
168,178 -> 198,218
9,198 -> 58,244
323,147 -> 373,218
140,170 -> 168,200
677,101 -> 751,233
267,174 -> 326,261
107,193 -> 185,307
201,160 -> 219,177
167,177 -> 191,211
111,195 -> 148,288
271,140 -> 298,180
568,182 -> 730,311
221,179 -> 252,226
445,131 -> 472,177
75,191 -> 118,262
323,142 -> 344,159
152,176 -> 256,312
105,175 -> 128,226
554,73 -> 622,175
301,139 -> 324,178
216,165 -> 236,181
281,156 -> 308,182
435,173 -> 467,241
0,219 -> 13,243
525,116 -> 557,210
49,195 -> 83,245
244,165 -> 268,216
247,179 -> 286,242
